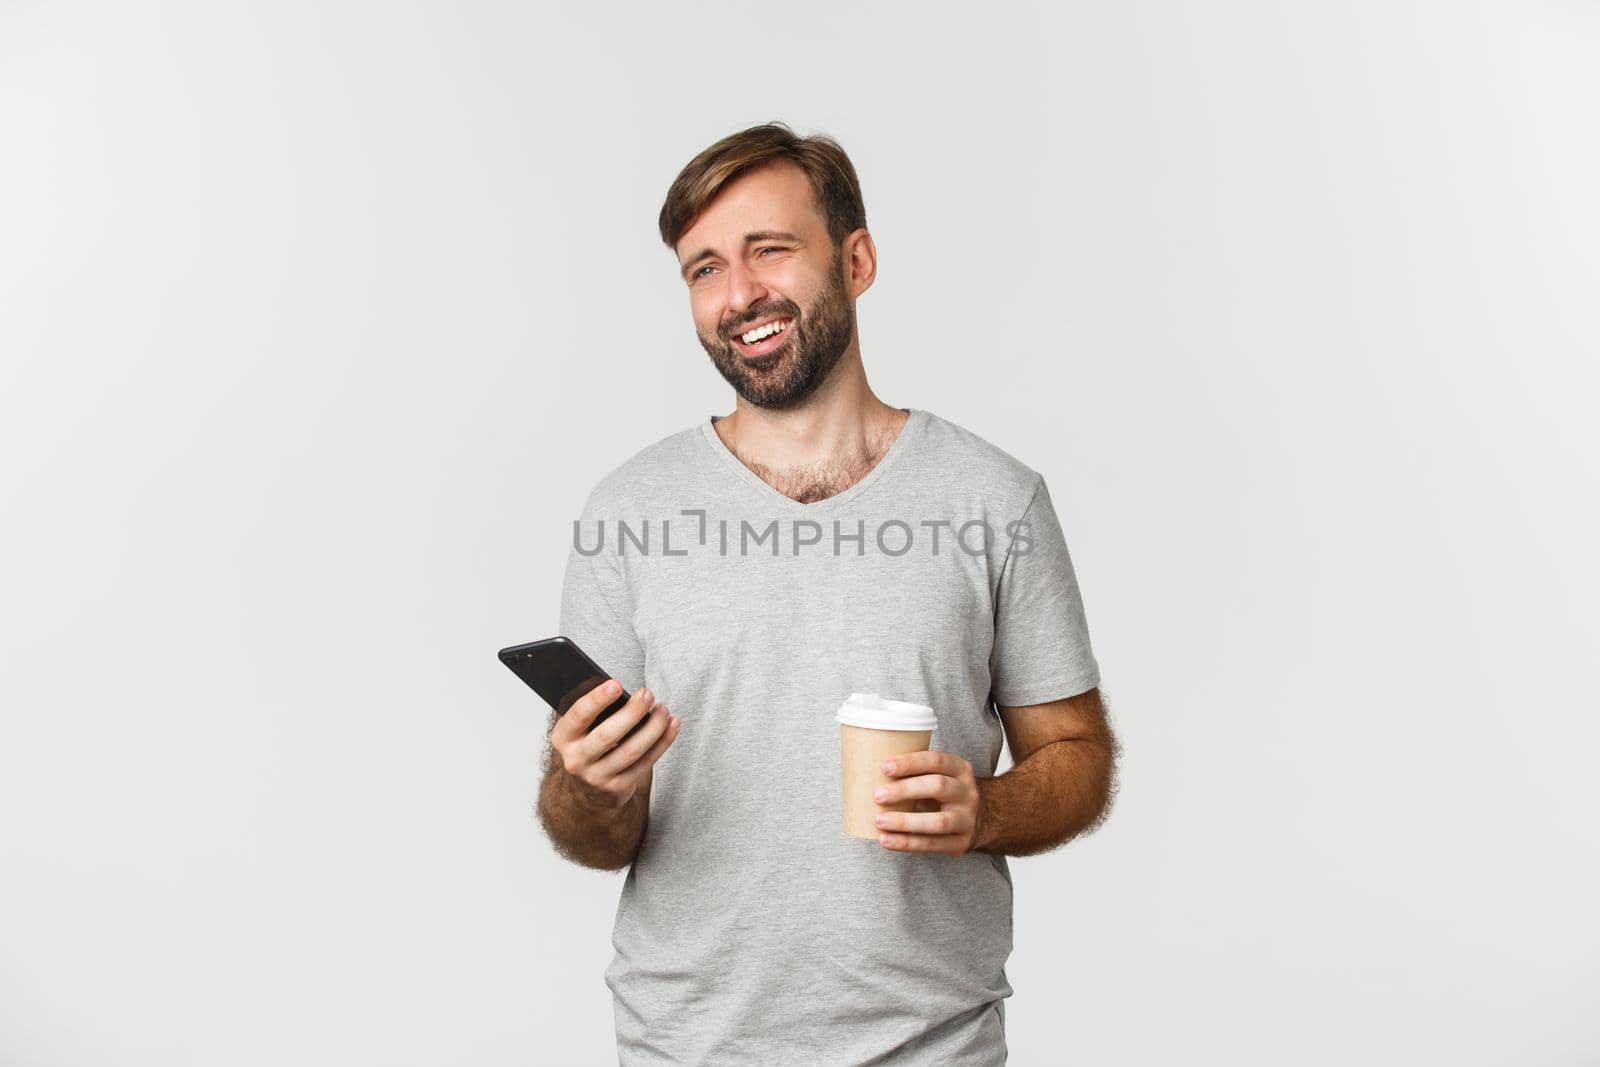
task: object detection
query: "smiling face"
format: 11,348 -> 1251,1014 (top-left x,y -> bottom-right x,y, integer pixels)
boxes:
677,161 -> 862,409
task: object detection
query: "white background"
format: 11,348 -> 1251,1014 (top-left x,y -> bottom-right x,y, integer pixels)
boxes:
3,2 -> 1596,1064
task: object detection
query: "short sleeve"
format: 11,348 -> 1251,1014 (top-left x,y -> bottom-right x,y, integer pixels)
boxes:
558,491 -> 647,696
988,475 -> 1101,707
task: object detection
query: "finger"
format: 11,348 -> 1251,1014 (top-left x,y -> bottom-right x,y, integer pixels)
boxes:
878,831 -> 967,854
878,773 -> 956,805
592,703 -> 674,778
880,752 -> 927,777
580,686 -> 657,761
875,808 -> 968,836
604,708 -> 682,793
553,677 -> 627,742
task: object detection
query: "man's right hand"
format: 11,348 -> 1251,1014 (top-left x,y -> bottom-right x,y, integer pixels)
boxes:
550,679 -> 681,813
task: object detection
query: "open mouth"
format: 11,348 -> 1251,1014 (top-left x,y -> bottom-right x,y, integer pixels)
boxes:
732,316 -> 794,359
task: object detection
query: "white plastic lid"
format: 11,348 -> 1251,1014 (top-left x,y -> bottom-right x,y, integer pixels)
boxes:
836,692 -> 937,731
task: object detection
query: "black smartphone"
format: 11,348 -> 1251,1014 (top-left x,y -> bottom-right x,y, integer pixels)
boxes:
498,635 -> 649,741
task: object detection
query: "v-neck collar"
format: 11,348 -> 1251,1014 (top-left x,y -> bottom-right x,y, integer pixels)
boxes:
698,407 -> 926,515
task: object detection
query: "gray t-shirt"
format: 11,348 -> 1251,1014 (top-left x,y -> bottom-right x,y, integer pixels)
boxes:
558,406 -> 1101,1065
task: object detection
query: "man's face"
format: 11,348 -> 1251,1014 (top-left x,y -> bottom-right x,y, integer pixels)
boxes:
676,162 -> 857,410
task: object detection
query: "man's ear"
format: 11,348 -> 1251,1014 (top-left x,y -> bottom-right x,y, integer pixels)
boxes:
842,228 -> 877,297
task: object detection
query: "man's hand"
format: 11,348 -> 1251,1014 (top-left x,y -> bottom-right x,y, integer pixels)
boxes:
549,679 -> 680,814
873,750 -> 984,856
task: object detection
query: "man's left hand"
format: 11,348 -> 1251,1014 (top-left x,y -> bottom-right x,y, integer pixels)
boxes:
874,750 -> 983,856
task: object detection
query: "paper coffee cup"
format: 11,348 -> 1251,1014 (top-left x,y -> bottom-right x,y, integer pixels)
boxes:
837,693 -> 937,840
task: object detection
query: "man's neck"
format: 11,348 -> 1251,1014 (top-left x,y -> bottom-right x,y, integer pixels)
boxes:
713,397 -> 909,506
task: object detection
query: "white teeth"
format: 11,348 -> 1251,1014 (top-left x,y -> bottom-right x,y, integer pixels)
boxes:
741,319 -> 790,344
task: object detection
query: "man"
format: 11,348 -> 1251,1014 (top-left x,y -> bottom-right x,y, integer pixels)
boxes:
539,121 -> 1118,1065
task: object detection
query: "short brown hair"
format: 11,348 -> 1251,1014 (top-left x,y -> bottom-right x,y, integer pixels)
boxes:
658,121 -> 868,254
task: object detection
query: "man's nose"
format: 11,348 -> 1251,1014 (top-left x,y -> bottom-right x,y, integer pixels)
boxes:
723,258 -> 769,322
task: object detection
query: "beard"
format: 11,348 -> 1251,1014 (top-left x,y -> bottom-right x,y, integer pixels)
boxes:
697,251 -> 856,410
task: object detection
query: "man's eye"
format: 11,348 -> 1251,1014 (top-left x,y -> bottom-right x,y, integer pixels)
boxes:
691,248 -> 782,281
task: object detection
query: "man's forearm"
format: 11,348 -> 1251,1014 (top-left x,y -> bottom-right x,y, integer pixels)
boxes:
537,764 -> 650,871
973,738 -> 1116,856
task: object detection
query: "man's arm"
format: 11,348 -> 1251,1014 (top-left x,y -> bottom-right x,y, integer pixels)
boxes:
538,764 -> 652,871
537,759 -> 653,872
973,686 -> 1119,857
536,682 -> 679,872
